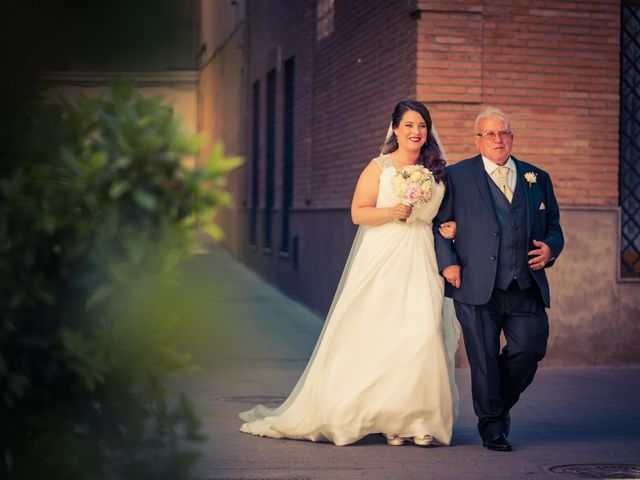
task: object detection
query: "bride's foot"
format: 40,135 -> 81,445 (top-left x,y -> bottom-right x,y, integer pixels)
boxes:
409,434 -> 434,447
384,434 -> 405,446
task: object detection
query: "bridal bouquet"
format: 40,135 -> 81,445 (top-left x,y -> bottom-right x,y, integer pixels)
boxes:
392,165 -> 434,222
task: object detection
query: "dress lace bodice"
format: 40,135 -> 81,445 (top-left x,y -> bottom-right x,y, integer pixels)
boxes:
374,154 -> 445,225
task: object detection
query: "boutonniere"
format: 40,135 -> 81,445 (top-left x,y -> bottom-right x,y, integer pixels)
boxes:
524,172 -> 537,187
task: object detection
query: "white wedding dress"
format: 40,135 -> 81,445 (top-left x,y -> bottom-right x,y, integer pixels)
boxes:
239,153 -> 460,446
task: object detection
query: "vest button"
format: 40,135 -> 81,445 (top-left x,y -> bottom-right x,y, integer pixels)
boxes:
490,255 -> 496,261
494,231 -> 500,237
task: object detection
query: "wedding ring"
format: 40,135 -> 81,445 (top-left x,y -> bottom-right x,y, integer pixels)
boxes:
540,261 -> 545,267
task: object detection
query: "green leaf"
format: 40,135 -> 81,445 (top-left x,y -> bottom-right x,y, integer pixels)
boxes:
132,188 -> 157,210
207,155 -> 244,177
34,288 -> 56,306
85,283 -> 115,310
88,151 -> 108,172
109,181 -> 130,198
202,223 -> 224,241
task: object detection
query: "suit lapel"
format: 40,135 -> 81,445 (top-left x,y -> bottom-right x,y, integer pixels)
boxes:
513,158 -> 535,237
471,155 -> 497,219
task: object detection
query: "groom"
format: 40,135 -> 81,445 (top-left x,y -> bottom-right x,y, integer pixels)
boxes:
434,107 -> 564,451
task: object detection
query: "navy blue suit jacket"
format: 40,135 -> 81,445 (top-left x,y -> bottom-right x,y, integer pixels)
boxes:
433,155 -> 564,307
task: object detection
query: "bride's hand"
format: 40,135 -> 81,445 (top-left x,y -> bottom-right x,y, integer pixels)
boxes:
439,221 -> 457,239
390,203 -> 412,220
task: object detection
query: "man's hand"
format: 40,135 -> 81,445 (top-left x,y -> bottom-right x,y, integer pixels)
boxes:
443,265 -> 461,288
439,221 -> 457,240
528,239 -> 553,271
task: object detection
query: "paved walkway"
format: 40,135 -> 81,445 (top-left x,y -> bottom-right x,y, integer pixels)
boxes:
179,246 -> 640,480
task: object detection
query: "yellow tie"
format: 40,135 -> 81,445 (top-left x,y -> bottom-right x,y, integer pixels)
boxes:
493,166 -> 513,203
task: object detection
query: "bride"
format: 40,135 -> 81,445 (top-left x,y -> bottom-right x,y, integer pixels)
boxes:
239,100 -> 460,447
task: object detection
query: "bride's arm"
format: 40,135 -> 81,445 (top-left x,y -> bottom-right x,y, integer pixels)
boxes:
351,161 -> 411,226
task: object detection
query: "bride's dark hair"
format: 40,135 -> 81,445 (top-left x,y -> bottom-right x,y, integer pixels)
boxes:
381,100 -> 446,183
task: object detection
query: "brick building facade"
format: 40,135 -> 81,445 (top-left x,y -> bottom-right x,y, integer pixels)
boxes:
207,0 -> 640,365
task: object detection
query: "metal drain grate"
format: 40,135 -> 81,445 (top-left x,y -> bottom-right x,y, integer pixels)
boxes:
548,464 -> 640,479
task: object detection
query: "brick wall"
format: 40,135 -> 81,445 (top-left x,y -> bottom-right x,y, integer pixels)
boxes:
311,0 -> 417,207
243,0 -> 419,308
246,0 -> 315,215
416,0 -> 620,206
248,0 -> 621,211
248,0 -> 419,212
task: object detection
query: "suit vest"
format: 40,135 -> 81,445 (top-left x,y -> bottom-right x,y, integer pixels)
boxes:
486,172 -> 533,290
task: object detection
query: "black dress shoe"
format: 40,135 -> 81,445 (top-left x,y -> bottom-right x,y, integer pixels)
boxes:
483,433 -> 512,452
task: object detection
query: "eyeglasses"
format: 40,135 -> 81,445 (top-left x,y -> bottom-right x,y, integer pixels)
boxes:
476,131 -> 512,140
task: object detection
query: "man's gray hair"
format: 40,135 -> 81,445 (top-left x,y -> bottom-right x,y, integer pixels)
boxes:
474,107 -> 512,132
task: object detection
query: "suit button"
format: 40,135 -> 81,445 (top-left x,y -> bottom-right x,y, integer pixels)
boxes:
490,255 -> 496,261
494,231 -> 500,237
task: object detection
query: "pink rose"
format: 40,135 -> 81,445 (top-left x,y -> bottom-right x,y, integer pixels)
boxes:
402,183 -> 422,205
423,190 -> 432,201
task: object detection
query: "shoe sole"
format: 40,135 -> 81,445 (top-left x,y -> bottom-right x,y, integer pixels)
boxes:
384,435 -> 405,446
410,436 -> 435,447
483,443 -> 512,452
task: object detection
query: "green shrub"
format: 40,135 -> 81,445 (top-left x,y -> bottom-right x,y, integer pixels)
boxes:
0,81 -> 242,479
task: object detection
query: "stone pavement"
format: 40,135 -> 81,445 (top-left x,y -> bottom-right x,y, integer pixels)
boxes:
178,246 -> 640,480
